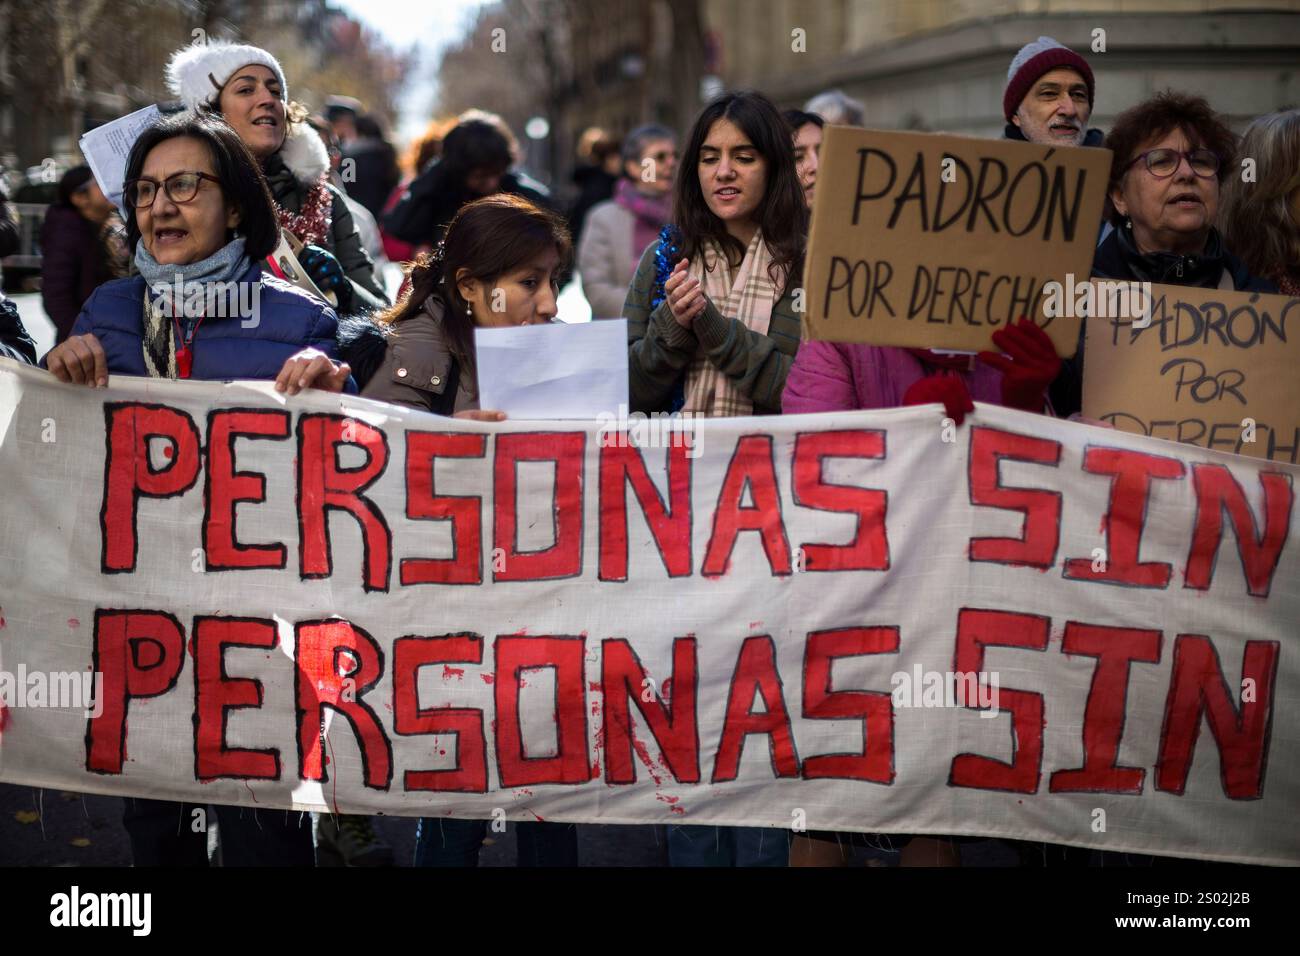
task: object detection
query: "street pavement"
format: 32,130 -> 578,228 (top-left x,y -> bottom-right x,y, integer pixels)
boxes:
0,782 -> 667,865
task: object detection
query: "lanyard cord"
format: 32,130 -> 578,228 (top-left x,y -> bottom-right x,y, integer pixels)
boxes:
173,311 -> 207,349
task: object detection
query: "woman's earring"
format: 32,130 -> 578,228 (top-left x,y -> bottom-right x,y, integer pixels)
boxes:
1125,216 -> 1132,230
466,302 -> 473,316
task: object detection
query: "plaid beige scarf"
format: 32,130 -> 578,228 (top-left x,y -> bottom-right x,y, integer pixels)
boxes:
683,228 -> 783,417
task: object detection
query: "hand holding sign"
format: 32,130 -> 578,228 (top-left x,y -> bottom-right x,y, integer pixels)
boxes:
977,317 -> 1062,412
273,348 -> 351,395
46,333 -> 109,388
902,374 -> 974,425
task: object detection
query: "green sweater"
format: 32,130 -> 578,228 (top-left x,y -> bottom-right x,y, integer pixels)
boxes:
623,242 -> 803,415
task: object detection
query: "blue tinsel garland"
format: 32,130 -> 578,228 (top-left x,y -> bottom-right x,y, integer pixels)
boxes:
650,223 -> 688,413
650,223 -> 683,310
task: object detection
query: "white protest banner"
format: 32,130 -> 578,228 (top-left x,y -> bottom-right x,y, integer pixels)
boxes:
0,359 -> 1295,865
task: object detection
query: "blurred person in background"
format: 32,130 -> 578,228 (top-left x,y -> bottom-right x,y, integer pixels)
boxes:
568,127 -> 622,246
1220,108 -> 1300,295
380,117 -> 455,263
783,109 -> 823,208
324,95 -> 364,147
306,115 -> 388,270
0,292 -> 37,364
342,113 -> 401,219
578,124 -> 677,319
0,181 -> 19,291
0,181 -> 17,261
40,166 -> 128,343
165,39 -> 388,316
383,112 -> 551,252
802,89 -> 864,127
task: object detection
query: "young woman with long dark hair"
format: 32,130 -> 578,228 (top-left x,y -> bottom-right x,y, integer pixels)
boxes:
354,193 -> 579,866
359,192 -> 570,418
623,90 -> 808,418
621,91 -> 807,866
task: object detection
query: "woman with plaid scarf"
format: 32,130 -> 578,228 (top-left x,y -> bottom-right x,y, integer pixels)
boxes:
623,91 -> 807,866
624,91 -> 808,421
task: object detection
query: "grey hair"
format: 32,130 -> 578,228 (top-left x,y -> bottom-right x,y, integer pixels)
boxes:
803,89 -> 865,127
1219,108 -> 1300,282
621,124 -> 677,168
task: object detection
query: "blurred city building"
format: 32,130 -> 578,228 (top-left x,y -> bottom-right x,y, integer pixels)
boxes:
709,0 -> 1300,134
0,0 -> 409,171
544,0 -> 1300,194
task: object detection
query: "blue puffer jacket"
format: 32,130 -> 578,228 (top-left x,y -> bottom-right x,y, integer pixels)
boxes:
66,262 -> 354,389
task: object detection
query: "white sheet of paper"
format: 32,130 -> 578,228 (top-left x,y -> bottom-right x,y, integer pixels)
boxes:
474,319 -> 628,419
79,105 -> 162,212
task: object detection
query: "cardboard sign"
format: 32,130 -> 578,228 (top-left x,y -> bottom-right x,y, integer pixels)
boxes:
804,127 -> 1112,356
1,359 -> 1298,864
1082,283 -> 1300,463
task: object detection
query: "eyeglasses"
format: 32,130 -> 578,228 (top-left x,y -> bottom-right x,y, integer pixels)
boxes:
1123,148 -> 1220,179
123,171 -> 222,208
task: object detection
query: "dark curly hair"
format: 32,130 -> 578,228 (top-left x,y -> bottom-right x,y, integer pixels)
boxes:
1103,90 -> 1237,226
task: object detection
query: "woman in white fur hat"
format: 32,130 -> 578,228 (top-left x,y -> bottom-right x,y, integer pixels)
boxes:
165,39 -> 388,315
164,43 -> 393,865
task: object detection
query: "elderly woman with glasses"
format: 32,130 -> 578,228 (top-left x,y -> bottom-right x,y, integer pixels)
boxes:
43,110 -> 353,869
1051,91 -> 1277,417
1095,91 -> 1275,290
44,110 -> 351,396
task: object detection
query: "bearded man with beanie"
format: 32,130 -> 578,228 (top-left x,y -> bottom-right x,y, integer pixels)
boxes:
1001,37 -> 1108,421
1003,36 -> 1103,148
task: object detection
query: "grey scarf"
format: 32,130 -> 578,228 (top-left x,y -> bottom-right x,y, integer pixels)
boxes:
134,235 -> 250,294
134,237 -> 251,378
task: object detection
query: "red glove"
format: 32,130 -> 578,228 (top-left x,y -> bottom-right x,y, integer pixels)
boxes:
902,374 -> 974,426
978,317 -> 1062,413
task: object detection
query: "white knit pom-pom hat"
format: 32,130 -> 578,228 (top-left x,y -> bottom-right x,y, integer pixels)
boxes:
165,39 -> 288,112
